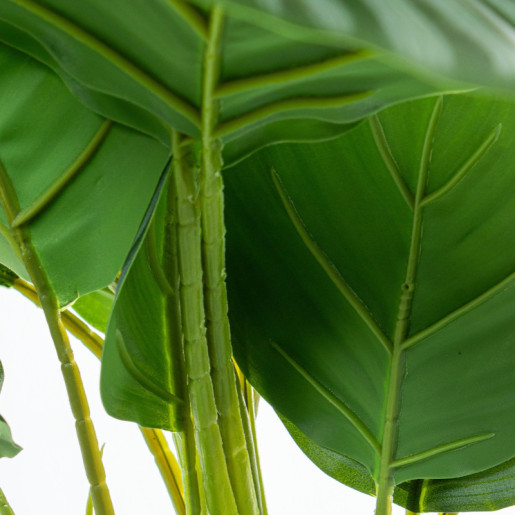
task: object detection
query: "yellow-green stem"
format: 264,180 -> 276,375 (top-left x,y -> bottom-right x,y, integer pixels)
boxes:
12,278 -> 187,514
0,163 -> 114,515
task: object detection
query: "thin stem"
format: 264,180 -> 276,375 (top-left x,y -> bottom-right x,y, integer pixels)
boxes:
0,488 -> 14,515
11,278 -> 187,514
140,428 -> 186,515
200,6 -> 260,513
172,130 -> 238,514
0,162 -> 114,515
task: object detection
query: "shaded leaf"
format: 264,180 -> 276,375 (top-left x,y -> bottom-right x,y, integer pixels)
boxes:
0,0 -> 443,164
224,93 -> 515,487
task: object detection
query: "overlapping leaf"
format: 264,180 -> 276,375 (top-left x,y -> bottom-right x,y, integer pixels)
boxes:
204,0 -> 515,92
0,0 -> 444,165
0,43 -> 169,306
223,93 -> 515,488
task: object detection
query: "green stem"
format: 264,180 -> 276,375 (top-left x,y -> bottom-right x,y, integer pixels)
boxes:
0,163 -> 114,515
164,174 -> 202,515
0,488 -> 14,515
200,6 -> 260,513
12,278 -> 187,515
171,130 -> 238,514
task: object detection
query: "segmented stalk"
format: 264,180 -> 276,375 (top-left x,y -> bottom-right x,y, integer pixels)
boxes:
0,163 -> 114,515
164,174 -> 202,515
11,278 -> 187,514
171,130 -> 238,514
200,7 -> 259,513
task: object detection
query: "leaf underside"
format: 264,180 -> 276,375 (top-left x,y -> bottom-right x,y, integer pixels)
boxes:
224,92 -> 515,488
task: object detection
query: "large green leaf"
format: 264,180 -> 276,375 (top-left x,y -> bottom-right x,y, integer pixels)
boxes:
0,362 -> 21,459
0,43 -> 169,306
204,0 -> 515,92
0,0 -> 445,165
224,93 -> 515,488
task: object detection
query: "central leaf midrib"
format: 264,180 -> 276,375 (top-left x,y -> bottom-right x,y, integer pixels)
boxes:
375,96 -> 442,510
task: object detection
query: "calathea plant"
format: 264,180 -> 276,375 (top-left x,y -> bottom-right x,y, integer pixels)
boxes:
0,1 -> 515,514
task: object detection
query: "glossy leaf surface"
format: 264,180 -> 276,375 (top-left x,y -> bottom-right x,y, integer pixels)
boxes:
0,44 -> 169,306
206,0 -> 515,91
0,0 -> 442,165
224,93 -> 515,485
0,362 -> 21,459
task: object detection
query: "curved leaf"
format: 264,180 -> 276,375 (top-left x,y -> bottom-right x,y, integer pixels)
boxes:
72,288 -> 114,334
224,93 -> 515,489
99,173 -> 183,430
205,0 -> 515,92
0,43 -> 169,306
0,0 -> 444,164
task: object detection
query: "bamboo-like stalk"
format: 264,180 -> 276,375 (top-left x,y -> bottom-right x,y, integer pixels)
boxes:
0,163 -> 114,515
164,174 -> 202,515
0,488 -> 14,515
172,130 -> 238,514
11,278 -> 187,515
199,6 -> 260,513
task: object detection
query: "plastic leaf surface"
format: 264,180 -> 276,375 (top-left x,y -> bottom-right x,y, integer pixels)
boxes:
224,93 -> 515,486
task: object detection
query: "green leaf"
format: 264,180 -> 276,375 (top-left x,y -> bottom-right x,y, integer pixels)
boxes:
0,0 -> 444,164
100,173 -> 184,430
204,0 -> 515,92
72,288 -> 114,334
224,93 -> 515,489
0,43 -> 169,306
0,363 -> 21,459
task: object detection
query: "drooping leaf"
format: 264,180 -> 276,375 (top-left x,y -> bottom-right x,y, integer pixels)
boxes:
204,0 -> 515,92
0,363 -> 21,459
99,173 -> 184,430
224,93 -> 515,489
0,0 -> 445,165
0,43 -> 169,306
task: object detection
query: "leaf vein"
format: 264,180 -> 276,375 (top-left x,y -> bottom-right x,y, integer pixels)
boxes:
271,168 -> 392,354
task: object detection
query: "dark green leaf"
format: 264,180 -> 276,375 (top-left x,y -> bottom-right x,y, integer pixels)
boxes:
224,93 -> 515,487
0,0 -> 443,164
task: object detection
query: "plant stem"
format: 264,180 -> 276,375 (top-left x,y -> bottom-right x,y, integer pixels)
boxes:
140,428 -> 186,515
171,130 -> 238,514
0,164 -> 114,515
200,6 -> 260,513
164,173 -> 202,515
0,488 -> 14,515
11,278 -> 187,514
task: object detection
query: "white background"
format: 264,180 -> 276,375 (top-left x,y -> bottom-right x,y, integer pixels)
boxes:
0,288 -> 514,514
